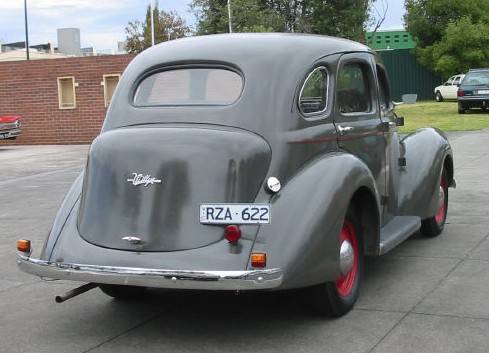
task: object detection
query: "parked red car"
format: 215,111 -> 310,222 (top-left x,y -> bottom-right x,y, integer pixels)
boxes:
0,116 -> 21,140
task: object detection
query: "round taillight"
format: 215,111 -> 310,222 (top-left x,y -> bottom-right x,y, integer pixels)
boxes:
224,225 -> 241,243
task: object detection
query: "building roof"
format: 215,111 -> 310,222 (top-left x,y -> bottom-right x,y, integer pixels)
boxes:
0,49 -> 70,62
1,42 -> 52,52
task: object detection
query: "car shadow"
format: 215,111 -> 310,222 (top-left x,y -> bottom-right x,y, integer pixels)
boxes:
134,287 -> 322,322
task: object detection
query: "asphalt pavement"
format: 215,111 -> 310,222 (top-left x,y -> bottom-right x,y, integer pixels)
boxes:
1,131 -> 489,353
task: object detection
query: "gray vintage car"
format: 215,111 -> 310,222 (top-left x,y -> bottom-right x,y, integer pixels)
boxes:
17,34 -> 455,317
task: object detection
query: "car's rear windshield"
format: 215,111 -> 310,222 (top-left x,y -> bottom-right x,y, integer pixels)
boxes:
133,68 -> 243,106
462,71 -> 489,86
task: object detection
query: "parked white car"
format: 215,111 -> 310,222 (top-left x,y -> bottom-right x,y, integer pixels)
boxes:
434,74 -> 465,101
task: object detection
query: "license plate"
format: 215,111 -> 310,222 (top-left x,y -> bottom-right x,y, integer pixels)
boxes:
200,204 -> 271,224
478,90 -> 489,95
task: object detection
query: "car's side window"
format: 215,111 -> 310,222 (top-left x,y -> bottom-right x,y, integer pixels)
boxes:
337,62 -> 372,114
299,67 -> 328,115
453,76 -> 461,85
446,77 -> 454,86
376,65 -> 391,110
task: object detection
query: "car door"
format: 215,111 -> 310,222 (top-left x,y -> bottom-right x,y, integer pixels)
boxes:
334,53 -> 387,216
448,75 -> 462,99
375,64 -> 401,223
440,76 -> 455,98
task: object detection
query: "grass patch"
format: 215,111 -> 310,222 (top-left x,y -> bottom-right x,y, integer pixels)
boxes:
396,101 -> 489,134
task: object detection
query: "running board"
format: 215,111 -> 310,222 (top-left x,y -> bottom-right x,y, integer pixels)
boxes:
379,216 -> 421,255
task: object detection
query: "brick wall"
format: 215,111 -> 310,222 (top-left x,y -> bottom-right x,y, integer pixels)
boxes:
0,55 -> 134,145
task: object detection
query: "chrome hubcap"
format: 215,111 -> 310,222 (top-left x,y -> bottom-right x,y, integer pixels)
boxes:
438,186 -> 445,210
339,240 -> 354,275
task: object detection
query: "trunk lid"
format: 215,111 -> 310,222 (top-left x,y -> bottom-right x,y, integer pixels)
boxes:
78,125 -> 271,252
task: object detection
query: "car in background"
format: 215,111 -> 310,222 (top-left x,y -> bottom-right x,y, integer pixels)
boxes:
434,74 -> 465,102
0,115 -> 22,140
457,69 -> 489,114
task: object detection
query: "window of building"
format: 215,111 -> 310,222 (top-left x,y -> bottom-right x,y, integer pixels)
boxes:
102,74 -> 120,107
299,66 -> 329,115
57,77 -> 77,109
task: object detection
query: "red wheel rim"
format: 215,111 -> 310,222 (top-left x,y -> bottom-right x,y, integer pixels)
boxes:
335,219 -> 359,297
435,176 -> 448,226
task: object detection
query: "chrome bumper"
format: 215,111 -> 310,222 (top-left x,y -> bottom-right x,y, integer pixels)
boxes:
0,128 -> 21,140
16,254 -> 283,290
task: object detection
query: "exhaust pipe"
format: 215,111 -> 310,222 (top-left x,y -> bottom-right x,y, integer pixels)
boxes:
55,283 -> 98,303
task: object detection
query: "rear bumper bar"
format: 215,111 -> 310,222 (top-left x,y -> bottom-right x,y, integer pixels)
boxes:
0,128 -> 21,140
16,253 -> 283,290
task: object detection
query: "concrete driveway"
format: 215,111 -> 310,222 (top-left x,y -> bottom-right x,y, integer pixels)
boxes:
1,131 -> 489,353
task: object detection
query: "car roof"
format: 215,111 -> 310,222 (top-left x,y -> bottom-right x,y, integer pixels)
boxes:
129,33 -> 371,74
104,34 -> 371,132
153,32 -> 369,55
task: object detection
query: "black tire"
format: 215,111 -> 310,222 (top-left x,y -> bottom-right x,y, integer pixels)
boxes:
309,206 -> 364,317
435,91 -> 443,102
458,102 -> 467,114
99,284 -> 147,300
421,169 -> 448,237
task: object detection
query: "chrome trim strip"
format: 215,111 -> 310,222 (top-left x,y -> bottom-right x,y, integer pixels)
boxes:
0,123 -> 19,131
458,96 -> 489,100
16,254 -> 283,290
0,129 -> 21,139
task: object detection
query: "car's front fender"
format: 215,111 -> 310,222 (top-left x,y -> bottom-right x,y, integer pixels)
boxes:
250,152 -> 380,290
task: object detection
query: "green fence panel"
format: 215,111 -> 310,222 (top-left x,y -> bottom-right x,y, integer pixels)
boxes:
377,49 -> 443,101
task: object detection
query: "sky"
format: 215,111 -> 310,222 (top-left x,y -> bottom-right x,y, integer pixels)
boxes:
0,0 -> 405,52
372,0 -> 406,31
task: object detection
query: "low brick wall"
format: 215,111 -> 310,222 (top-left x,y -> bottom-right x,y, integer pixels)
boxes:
0,54 -> 134,145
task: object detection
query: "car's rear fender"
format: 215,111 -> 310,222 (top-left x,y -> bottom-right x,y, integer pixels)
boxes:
40,171 -> 84,261
398,128 -> 454,218
250,152 -> 381,290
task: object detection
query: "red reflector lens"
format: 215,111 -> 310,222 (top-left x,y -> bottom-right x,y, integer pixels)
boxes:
251,252 -> 266,268
457,89 -> 465,97
224,225 -> 241,243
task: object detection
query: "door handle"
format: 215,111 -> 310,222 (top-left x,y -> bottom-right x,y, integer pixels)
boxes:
337,125 -> 354,136
379,121 -> 396,132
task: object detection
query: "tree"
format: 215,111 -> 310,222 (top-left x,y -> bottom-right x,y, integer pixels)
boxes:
307,0 -> 371,41
125,3 -> 191,54
404,0 -> 489,76
428,17 -> 489,77
405,0 -> 489,47
190,0 -> 378,40
191,0 -> 282,34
